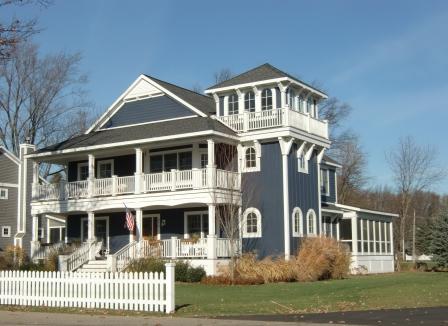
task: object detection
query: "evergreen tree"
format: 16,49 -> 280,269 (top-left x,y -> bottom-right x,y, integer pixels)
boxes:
429,209 -> 448,267
416,218 -> 434,255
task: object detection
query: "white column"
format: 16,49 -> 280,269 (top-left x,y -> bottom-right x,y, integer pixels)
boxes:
253,86 -> 261,112
208,204 -> 216,236
212,93 -> 220,117
277,82 -> 288,108
87,154 -> 95,197
135,148 -> 143,194
236,89 -> 244,114
87,211 -> 95,242
30,214 -> 40,257
351,215 -> 358,254
136,208 -> 143,241
317,148 -> 325,236
207,139 -> 216,188
389,222 -> 394,255
278,137 -> 293,260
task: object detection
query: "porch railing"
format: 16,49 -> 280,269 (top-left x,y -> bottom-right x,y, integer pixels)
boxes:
215,107 -> 329,139
32,241 -> 67,260
33,168 -> 240,201
65,240 -> 101,272
113,240 -> 138,272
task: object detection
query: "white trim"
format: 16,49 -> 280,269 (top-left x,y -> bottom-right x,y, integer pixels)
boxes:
1,226 -> 11,238
81,216 -> 110,251
320,168 -> 330,196
46,215 -> 66,224
142,214 -> 161,241
97,159 -> 114,178
77,162 -> 88,181
292,207 -> 303,237
334,203 -> 399,218
241,141 -> 261,172
306,209 -> 317,236
322,160 -> 342,168
0,188 -> 8,200
0,182 -> 18,188
184,210 -> 208,239
47,225 -> 66,243
242,207 -> 262,238
38,227 -> 45,240
0,146 -> 20,165
98,115 -> 197,131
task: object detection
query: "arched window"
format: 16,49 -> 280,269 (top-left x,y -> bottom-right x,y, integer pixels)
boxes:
261,88 -> 272,111
228,94 -> 239,115
306,209 -> 317,236
287,88 -> 296,109
292,207 -> 303,237
245,147 -> 256,168
244,91 -> 255,112
243,207 -> 262,238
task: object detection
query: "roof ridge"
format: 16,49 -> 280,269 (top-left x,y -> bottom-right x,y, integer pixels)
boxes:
145,74 -> 212,100
206,63 -> 272,90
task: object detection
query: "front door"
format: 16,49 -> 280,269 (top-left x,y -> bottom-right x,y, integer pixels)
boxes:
81,217 -> 109,252
142,215 -> 160,240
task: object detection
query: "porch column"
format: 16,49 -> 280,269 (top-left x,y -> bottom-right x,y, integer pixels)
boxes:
135,208 -> 143,242
87,211 -> 95,242
253,86 -> 261,112
87,154 -> 95,197
31,161 -> 39,200
207,139 -> 216,188
278,82 -> 287,108
279,137 -> 293,261
135,148 -> 143,194
208,204 -> 216,236
351,214 -> 358,254
30,214 -> 40,257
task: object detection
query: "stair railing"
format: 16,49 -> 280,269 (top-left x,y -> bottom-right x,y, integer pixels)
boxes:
113,240 -> 139,272
66,240 -> 101,272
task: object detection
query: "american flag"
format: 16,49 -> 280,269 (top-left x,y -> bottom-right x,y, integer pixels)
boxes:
124,204 -> 135,232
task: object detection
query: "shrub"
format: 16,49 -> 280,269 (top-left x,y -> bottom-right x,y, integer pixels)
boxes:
186,265 -> 206,282
295,237 -> 351,281
175,261 -> 206,282
127,257 -> 165,273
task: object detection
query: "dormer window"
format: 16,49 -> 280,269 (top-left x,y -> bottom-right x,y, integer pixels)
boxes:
244,91 -> 255,112
228,94 -> 239,115
261,88 -> 272,111
245,147 -> 256,168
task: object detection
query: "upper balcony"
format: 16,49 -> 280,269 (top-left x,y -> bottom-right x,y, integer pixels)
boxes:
215,107 -> 328,138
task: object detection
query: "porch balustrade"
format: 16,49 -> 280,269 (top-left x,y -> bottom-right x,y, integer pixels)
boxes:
32,168 -> 240,201
215,106 -> 329,138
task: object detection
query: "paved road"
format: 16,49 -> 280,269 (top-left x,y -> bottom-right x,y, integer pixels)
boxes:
217,306 -> 448,325
0,310 -> 328,326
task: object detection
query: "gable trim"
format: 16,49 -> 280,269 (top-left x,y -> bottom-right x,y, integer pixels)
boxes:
87,75 -> 207,134
99,115 -> 198,131
0,146 -> 20,166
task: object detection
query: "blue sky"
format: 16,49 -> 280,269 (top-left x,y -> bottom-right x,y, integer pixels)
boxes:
3,0 -> 448,193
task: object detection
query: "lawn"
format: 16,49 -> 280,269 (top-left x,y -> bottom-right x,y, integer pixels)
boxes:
176,272 -> 448,316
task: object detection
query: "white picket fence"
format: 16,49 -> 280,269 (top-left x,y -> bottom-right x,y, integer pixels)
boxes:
0,264 -> 175,313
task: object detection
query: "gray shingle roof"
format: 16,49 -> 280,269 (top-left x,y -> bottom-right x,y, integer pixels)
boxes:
34,117 -> 235,154
146,75 -> 216,115
322,155 -> 341,167
206,63 -> 327,96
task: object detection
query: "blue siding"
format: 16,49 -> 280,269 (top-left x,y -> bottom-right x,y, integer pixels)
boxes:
275,87 -> 281,108
288,144 -> 320,255
219,96 -> 224,116
241,142 -> 284,258
321,164 -> 337,203
103,96 -> 196,128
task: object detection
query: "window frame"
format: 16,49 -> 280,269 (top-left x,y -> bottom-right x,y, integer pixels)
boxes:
287,87 -> 296,110
320,168 -> 330,196
228,93 -> 239,115
297,151 -> 308,173
184,211 -> 208,239
261,88 -> 273,111
0,188 -> 8,200
242,207 -> 262,238
242,143 -> 260,172
1,226 -> 11,237
77,162 -> 89,181
244,91 -> 255,112
306,209 -> 317,236
149,150 -> 193,173
292,207 -> 303,237
97,159 -> 114,179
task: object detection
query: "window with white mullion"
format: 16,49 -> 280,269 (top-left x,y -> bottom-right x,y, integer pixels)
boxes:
244,91 -> 256,112
228,94 -> 239,115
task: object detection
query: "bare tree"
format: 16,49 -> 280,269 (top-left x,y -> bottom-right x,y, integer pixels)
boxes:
387,136 -> 446,261
0,41 -> 92,176
319,97 -> 352,137
0,0 -> 51,60
213,68 -> 233,85
329,130 -> 368,204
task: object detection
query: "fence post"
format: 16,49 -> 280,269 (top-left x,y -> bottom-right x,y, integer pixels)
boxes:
165,262 -> 175,313
112,175 -> 118,196
107,254 -> 116,272
58,255 -> 69,272
171,169 -> 176,191
170,236 -> 177,259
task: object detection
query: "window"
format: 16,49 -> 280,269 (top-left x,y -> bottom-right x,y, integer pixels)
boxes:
320,169 -> 330,195
358,219 -> 392,255
228,94 -> 239,115
242,208 -> 262,238
184,212 -> 208,238
200,153 -> 208,168
150,155 -> 163,173
1,226 -> 11,237
298,152 -> 307,173
245,147 -> 256,168
292,207 -> 303,237
77,163 -> 89,181
306,209 -> 317,236
298,95 -> 304,112
287,88 -> 296,109
261,88 -> 272,111
178,152 -> 192,170
164,153 -> 177,171
97,160 -> 114,178
0,188 -> 8,200
150,151 -> 193,172
244,91 -> 255,112
49,227 -> 66,243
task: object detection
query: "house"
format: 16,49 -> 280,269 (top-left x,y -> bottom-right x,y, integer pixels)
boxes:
0,145 -> 65,255
26,63 -> 397,274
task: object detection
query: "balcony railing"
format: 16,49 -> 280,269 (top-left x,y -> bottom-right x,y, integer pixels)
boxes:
32,168 -> 241,202
215,107 -> 329,139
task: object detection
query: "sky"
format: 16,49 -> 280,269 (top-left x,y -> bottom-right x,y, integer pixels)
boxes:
3,0 -> 448,193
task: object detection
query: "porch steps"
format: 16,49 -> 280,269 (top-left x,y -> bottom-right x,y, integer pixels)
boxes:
76,259 -> 109,273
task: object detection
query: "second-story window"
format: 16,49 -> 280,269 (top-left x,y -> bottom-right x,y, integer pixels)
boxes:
150,152 -> 193,173
0,188 -> 8,200
228,94 -> 239,115
244,91 -> 255,112
98,160 -> 114,178
298,95 -> 304,112
245,147 -> 256,168
287,88 -> 296,109
261,88 -> 272,111
200,153 -> 208,168
77,163 -> 89,181
320,168 -> 330,195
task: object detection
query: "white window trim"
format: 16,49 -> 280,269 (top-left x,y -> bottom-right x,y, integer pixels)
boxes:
321,169 -> 330,196
97,159 -> 114,178
149,149 -> 193,172
292,207 -> 303,237
242,141 -> 261,173
77,162 -> 88,181
297,152 -> 308,173
306,209 -> 317,236
1,226 -> 11,237
0,188 -> 8,199
143,214 -> 161,240
48,226 -> 66,244
242,207 -> 262,238
184,211 -> 208,239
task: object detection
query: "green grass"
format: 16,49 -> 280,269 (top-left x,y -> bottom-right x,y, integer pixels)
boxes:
176,272 -> 448,316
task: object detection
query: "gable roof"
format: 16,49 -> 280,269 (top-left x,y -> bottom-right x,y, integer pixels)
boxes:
322,155 -> 341,168
0,146 -> 20,165
206,63 -> 327,97
33,117 -> 236,155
